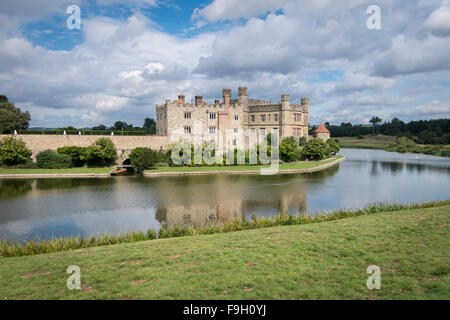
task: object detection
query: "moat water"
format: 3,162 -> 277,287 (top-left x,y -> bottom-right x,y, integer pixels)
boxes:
1,149 -> 449,242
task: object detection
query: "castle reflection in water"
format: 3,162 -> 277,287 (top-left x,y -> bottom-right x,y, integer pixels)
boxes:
151,173 -> 313,228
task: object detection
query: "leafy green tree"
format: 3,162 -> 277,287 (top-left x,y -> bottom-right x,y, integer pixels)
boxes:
111,121 -> 133,131
92,124 -> 107,131
129,148 -> 159,172
36,150 -> 72,169
0,96 -> 31,133
279,137 -> 299,162
369,116 -> 382,135
143,118 -> 156,134
57,146 -> 87,167
85,138 -> 117,167
302,138 -> 329,160
299,136 -> 307,146
326,138 -> 341,154
0,136 -> 32,166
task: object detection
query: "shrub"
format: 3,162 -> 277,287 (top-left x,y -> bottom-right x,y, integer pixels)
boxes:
357,135 -> 364,140
0,136 -> 32,166
299,136 -> 307,146
129,147 -> 159,172
85,138 -> 117,167
280,137 -> 299,162
57,146 -> 87,167
36,150 -> 72,169
302,138 -> 329,160
326,138 -> 341,154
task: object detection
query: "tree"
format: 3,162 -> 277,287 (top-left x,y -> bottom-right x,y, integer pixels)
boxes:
0,136 -> 32,166
302,138 -> 329,160
143,118 -> 156,134
369,116 -> 382,135
326,138 -> 340,154
299,136 -> 307,146
129,147 -> 159,172
111,121 -> 133,131
279,137 -> 298,162
0,96 -> 31,133
57,146 -> 87,167
85,138 -> 117,167
92,124 -> 107,131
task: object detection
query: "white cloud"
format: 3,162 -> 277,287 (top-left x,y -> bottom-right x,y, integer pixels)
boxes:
192,0 -> 286,22
424,0 -> 450,37
1,0 -> 449,127
415,100 -> 450,114
373,35 -> 450,76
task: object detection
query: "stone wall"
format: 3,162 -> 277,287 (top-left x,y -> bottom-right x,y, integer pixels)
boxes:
0,134 -> 168,164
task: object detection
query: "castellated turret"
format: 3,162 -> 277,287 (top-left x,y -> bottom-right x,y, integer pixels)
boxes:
238,87 -> 248,103
301,98 -> 310,111
281,94 -> 290,110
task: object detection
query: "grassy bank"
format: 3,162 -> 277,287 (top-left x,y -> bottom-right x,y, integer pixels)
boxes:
338,135 -> 397,150
0,167 -> 112,174
338,135 -> 450,157
0,202 -> 448,299
147,155 -> 343,173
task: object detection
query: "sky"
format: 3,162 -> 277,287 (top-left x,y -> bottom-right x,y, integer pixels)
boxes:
0,0 -> 449,128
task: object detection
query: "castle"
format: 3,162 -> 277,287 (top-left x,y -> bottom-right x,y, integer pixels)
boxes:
156,87 -> 310,149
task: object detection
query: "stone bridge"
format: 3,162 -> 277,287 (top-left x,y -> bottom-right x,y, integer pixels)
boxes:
0,134 -> 168,165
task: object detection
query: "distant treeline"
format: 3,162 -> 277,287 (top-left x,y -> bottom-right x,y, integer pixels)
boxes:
325,118 -> 450,145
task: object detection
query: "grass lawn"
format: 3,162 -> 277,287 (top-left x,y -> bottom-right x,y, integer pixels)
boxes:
338,135 -> 396,150
147,156 -> 343,173
0,167 -> 112,174
0,204 -> 448,300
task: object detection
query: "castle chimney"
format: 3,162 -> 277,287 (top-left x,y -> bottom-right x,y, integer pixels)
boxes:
178,94 -> 185,103
223,89 -> 231,113
215,99 -> 220,105
238,87 -> 248,103
195,95 -> 203,106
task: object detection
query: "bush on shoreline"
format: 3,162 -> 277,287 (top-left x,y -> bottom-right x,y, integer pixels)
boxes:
1,199 -> 448,258
36,150 -> 72,169
0,136 -> 32,166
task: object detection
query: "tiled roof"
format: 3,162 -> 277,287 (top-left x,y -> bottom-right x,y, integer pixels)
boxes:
313,123 -> 330,133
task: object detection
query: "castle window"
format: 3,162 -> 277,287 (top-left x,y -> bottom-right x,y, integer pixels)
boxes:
260,128 -> 266,136
272,128 -> 279,136
274,114 -> 278,122
209,113 -> 216,120
260,115 -> 266,122
268,114 -> 271,121
234,128 -> 239,133
184,112 -> 191,119
234,115 -> 239,121
209,126 -> 216,134
232,139 -> 237,146
293,114 -> 297,121
250,128 -> 256,133
251,115 -> 255,122
184,126 -> 191,134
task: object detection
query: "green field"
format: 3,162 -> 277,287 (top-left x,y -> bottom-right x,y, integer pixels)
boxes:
338,135 -> 396,150
0,167 -> 112,174
1,204 -> 448,300
147,156 -> 343,173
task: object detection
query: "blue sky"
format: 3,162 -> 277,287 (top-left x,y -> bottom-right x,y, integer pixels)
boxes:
1,0 -> 449,128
